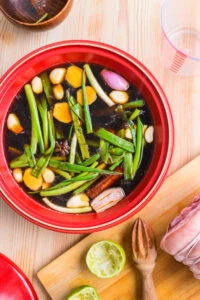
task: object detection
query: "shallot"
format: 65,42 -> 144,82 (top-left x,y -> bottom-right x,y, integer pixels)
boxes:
91,187 -> 125,213
101,69 -> 129,91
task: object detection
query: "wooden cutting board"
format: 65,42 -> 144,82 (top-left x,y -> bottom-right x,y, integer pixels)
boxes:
37,155 -> 200,300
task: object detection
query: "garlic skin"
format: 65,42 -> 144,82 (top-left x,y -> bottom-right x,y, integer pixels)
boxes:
91,187 -> 125,213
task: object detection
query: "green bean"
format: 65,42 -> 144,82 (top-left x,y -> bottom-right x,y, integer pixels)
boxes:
48,159 -> 122,175
50,168 -> 71,180
123,100 -> 145,109
109,147 -> 124,156
129,108 -> 142,121
133,117 -> 143,175
99,139 -> 110,163
95,128 -> 134,153
24,84 -> 44,154
124,152 -> 134,180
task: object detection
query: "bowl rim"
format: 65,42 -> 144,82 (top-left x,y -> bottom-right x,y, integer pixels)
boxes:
0,0 -> 73,28
0,40 -> 174,233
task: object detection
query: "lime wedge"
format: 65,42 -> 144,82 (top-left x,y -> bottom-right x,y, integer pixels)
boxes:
86,240 -> 126,278
66,285 -> 99,300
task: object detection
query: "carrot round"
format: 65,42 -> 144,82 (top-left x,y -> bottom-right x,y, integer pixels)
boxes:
23,168 -> 43,191
77,86 -> 97,105
65,65 -> 83,88
53,102 -> 72,123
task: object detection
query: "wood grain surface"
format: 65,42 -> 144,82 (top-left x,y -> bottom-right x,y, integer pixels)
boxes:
37,155 -> 200,300
1,1 -> 200,299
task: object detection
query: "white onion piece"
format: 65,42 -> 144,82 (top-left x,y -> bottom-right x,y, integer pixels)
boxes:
42,197 -> 92,213
101,69 -> 129,91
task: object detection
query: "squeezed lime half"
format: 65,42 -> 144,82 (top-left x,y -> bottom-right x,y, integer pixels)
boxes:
86,240 -> 126,278
66,285 -> 99,300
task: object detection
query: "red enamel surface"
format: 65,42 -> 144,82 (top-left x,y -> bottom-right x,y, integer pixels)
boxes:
0,253 -> 38,299
0,40 -> 174,233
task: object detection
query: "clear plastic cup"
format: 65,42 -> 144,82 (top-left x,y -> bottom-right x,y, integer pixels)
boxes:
160,0 -> 200,76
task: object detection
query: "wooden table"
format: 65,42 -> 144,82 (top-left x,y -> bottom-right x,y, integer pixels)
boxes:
0,0 -> 200,299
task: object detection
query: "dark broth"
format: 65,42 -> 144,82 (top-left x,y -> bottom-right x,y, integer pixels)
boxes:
5,63 -> 154,209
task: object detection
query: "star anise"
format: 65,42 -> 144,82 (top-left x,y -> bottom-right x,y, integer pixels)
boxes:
54,140 -> 70,156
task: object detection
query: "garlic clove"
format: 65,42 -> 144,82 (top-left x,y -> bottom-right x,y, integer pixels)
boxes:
144,126 -> 154,143
49,68 -> 66,84
67,193 -> 90,208
31,76 -> 43,94
7,113 -> 23,134
91,187 -> 125,213
109,91 -> 129,104
52,84 -> 64,100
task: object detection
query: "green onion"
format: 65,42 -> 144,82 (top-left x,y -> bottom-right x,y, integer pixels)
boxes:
95,128 -> 134,153
24,84 -> 44,154
82,71 -> 93,133
84,64 -> 115,107
31,111 -> 55,178
48,159 -> 122,175
10,153 -> 29,169
109,158 -> 123,171
40,72 -> 53,106
35,13 -> 48,24
67,92 -> 90,160
82,153 -> 100,166
24,144 -> 36,167
37,95 -> 48,150
69,133 -> 77,165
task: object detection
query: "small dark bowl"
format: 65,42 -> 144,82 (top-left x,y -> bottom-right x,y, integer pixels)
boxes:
0,0 -> 73,30
0,40 -> 174,233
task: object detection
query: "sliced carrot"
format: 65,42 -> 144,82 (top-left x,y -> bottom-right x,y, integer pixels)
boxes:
53,102 -> 72,123
65,65 -> 84,88
7,113 -> 23,134
77,86 -> 97,105
23,168 -> 43,191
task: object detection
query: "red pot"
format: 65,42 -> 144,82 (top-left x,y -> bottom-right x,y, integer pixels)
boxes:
0,40 -> 174,233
